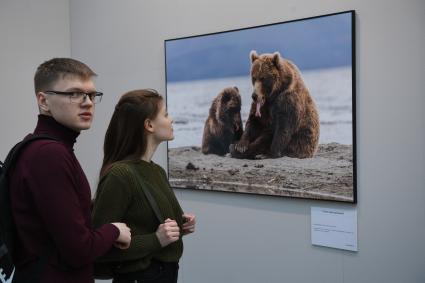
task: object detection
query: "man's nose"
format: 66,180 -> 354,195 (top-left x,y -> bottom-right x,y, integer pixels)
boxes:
82,95 -> 94,106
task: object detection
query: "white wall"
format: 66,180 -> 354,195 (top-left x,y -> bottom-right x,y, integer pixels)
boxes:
69,1 -> 425,282
1,0 -> 424,282
0,0 -> 70,158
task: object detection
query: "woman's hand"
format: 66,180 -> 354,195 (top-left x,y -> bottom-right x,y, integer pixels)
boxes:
182,213 -> 196,235
111,222 -> 131,249
156,218 -> 180,247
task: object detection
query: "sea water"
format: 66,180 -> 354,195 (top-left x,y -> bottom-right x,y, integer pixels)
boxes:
167,66 -> 353,148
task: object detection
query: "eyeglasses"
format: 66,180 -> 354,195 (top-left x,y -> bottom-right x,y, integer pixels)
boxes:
44,91 -> 103,104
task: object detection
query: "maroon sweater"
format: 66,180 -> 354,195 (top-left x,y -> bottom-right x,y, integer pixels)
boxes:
10,115 -> 119,283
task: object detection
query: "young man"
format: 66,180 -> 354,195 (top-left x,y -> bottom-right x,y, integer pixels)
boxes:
9,58 -> 131,282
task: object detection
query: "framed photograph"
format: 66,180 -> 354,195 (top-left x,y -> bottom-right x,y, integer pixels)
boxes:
165,10 -> 356,203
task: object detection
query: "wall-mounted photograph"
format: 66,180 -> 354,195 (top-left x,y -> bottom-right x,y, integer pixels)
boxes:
165,10 -> 356,203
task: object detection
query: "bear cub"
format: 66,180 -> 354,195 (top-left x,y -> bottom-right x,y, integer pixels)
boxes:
202,87 -> 243,155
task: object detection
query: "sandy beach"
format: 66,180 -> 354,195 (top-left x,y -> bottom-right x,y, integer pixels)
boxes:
168,142 -> 354,202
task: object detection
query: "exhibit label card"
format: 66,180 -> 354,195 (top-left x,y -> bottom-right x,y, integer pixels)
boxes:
311,206 -> 358,252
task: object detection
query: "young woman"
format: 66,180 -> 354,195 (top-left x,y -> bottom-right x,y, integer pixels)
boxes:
92,89 -> 196,283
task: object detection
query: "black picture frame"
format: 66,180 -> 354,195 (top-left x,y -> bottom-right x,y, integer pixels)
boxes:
165,10 -> 357,203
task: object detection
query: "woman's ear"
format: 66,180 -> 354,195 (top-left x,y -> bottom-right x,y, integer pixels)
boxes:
144,118 -> 154,133
36,92 -> 50,113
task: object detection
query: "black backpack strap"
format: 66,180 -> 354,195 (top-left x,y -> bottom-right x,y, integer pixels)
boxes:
0,243 -> 8,258
3,134 -> 59,173
129,166 -> 164,223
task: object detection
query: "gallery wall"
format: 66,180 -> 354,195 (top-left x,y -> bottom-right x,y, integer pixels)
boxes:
0,0 -> 71,158
1,0 -> 424,283
69,1 -> 425,282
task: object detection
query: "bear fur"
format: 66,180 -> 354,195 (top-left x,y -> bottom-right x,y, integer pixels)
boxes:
230,51 -> 320,159
202,86 -> 243,155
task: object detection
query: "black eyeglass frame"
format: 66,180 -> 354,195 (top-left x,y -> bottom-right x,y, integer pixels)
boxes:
44,90 -> 103,104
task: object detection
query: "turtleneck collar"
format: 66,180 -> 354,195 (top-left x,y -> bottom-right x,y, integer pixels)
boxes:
33,114 -> 80,149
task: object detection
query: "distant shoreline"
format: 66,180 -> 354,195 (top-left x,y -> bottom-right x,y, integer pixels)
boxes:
168,143 -> 354,202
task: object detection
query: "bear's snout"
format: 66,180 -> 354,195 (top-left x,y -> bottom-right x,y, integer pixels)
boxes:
252,93 -> 258,101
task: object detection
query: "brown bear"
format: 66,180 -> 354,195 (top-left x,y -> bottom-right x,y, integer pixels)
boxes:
230,51 -> 319,159
202,86 -> 243,155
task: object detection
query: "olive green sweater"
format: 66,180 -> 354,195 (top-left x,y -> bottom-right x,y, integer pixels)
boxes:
92,160 -> 184,273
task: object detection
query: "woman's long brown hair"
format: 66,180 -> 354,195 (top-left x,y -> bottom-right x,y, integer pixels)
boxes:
100,89 -> 163,177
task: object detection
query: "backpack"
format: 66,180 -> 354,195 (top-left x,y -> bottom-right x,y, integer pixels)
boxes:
93,164 -> 165,280
0,135 -> 57,283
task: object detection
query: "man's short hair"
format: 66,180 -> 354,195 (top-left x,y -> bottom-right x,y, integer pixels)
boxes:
34,58 -> 97,94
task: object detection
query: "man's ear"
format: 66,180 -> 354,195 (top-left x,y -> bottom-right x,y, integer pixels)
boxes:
36,92 -> 50,113
144,119 -> 154,133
